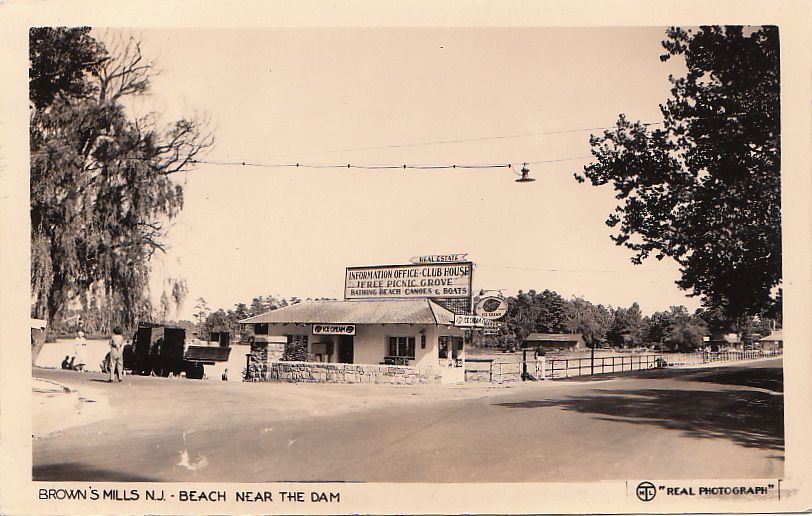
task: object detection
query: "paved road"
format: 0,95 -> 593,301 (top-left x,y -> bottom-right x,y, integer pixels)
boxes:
33,359 -> 783,482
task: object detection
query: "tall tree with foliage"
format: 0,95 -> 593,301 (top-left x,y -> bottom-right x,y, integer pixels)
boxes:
606,302 -> 644,347
504,290 -> 539,341
504,288 -> 570,342
575,26 -> 780,325
30,28 -> 212,361
563,297 -> 612,347
534,289 -> 569,333
666,306 -> 708,351
644,309 -> 674,344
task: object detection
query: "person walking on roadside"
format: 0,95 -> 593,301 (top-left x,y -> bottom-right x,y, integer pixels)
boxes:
73,331 -> 87,372
109,327 -> 125,382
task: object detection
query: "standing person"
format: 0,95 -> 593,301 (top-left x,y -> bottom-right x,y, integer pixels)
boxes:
109,327 -> 125,382
221,368 -> 228,381
534,345 -> 546,380
73,331 -> 87,372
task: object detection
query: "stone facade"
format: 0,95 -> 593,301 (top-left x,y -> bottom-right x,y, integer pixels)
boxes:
269,361 -> 442,384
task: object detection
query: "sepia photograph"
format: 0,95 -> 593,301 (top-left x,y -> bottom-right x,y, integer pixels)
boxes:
2,2 -> 811,514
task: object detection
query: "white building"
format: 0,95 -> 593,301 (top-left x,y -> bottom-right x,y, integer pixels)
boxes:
240,298 -> 466,383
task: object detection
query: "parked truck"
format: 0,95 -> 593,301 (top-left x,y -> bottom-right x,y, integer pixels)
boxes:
123,322 -> 231,379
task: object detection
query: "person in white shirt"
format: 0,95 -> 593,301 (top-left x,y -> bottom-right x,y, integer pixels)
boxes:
108,327 -> 125,382
73,331 -> 87,372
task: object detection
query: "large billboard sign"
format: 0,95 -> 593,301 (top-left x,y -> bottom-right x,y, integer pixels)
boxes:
345,262 -> 473,300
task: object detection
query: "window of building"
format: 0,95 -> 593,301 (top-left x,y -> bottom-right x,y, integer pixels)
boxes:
254,323 -> 269,335
387,336 -> 415,359
311,342 -> 334,362
439,336 -> 463,359
283,334 -> 308,361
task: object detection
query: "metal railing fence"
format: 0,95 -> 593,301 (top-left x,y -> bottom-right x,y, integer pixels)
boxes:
464,348 -> 782,383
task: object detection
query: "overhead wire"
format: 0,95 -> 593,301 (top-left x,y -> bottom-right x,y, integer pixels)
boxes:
184,110 -> 774,171
30,109 -> 777,172
187,156 -> 594,171
477,263 -> 675,274
240,108 -> 776,159
254,125 -> 637,158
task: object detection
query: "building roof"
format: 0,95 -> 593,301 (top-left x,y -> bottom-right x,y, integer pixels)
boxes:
239,299 -> 456,326
523,333 -> 584,342
758,329 -> 783,342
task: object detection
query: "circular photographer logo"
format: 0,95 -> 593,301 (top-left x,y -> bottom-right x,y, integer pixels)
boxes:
636,481 -> 657,502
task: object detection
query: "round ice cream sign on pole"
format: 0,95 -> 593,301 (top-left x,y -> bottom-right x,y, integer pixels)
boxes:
475,296 -> 508,320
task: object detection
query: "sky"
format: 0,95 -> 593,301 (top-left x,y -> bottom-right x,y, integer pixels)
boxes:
116,27 -> 700,319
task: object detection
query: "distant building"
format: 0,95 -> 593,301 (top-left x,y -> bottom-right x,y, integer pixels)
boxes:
757,329 -> 783,352
707,333 -> 741,351
522,333 -> 585,351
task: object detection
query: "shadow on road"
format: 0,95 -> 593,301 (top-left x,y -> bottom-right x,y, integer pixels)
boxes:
495,387 -> 784,451
553,363 -> 783,393
670,366 -> 783,393
33,462 -> 159,481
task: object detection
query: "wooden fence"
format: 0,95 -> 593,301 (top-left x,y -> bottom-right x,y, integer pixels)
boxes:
662,349 -> 782,367
465,348 -> 782,383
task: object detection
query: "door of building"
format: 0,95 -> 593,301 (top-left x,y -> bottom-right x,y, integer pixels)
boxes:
338,335 -> 354,363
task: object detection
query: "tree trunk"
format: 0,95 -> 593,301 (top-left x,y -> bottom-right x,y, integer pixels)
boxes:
31,327 -> 47,365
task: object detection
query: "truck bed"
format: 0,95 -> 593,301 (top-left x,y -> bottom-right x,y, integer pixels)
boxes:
184,345 -> 231,362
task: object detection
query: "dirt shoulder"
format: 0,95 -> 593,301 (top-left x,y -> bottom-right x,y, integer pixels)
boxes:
32,367 -> 537,436
32,377 -> 111,438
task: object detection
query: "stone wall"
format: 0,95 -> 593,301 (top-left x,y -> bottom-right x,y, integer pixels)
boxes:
269,361 -> 442,384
